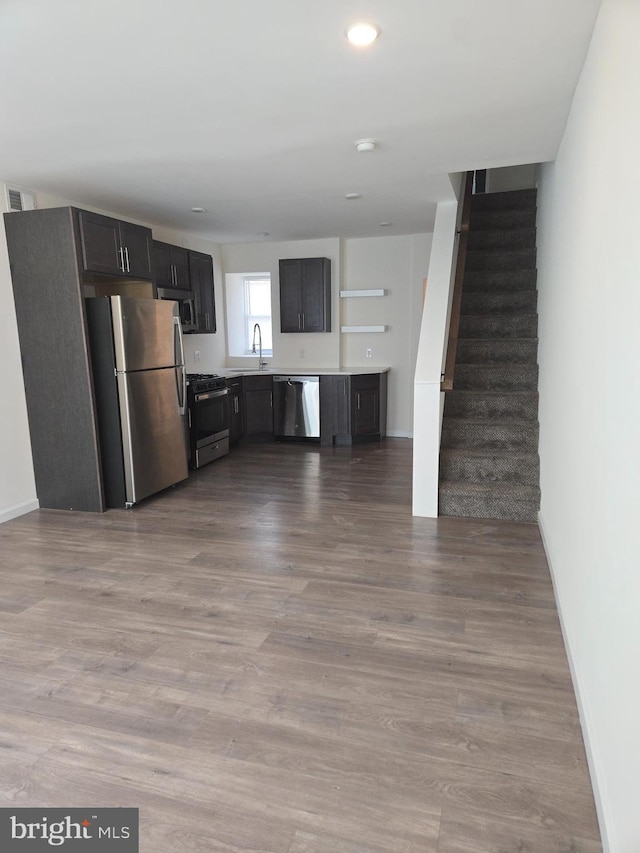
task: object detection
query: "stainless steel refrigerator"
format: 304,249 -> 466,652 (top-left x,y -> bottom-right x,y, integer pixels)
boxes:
86,295 -> 189,508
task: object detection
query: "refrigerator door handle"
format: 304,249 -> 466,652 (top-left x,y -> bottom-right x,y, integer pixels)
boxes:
174,315 -> 187,415
179,365 -> 187,416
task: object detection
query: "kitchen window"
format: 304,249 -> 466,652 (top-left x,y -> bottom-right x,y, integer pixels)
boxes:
224,271 -> 273,358
244,275 -> 272,355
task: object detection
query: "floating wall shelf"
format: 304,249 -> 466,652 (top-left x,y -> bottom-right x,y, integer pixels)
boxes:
341,325 -> 387,333
340,288 -> 386,298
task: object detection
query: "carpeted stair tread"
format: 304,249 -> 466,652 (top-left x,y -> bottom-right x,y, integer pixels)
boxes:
453,364 -> 538,391
463,269 -> 537,293
444,390 -> 538,421
441,417 -> 539,452
469,209 -> 537,231
461,291 -> 537,314
466,248 -> 536,272
458,313 -> 538,339
455,338 -> 538,364
440,449 -> 540,486
439,479 -> 540,501
467,228 -> 536,251
470,188 -> 537,212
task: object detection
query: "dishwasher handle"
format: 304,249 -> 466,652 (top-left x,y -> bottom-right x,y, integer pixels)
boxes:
273,375 -> 319,384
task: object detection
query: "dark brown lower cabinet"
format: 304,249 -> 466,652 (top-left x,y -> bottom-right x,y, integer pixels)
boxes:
228,378 -> 244,443
320,372 -> 387,446
243,375 -> 274,437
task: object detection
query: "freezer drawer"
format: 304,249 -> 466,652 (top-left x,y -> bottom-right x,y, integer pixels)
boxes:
273,375 -> 320,438
117,367 -> 189,504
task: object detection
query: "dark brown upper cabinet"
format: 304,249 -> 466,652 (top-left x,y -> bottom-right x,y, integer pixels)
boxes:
279,257 -> 331,333
78,210 -> 153,280
187,250 -> 216,333
153,240 -> 191,291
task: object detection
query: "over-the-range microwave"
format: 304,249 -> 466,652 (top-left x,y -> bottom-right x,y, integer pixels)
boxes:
156,286 -> 198,333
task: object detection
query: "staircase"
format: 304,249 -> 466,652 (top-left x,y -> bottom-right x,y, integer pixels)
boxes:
439,188 -> 540,522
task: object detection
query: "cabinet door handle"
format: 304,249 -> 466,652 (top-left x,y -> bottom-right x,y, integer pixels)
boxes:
118,247 -> 126,273
270,392 -> 273,408
205,312 -> 210,330
357,392 -> 361,410
301,313 -> 305,330
124,246 -> 130,273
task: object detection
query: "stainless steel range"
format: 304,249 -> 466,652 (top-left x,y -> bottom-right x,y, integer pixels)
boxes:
186,374 -> 230,468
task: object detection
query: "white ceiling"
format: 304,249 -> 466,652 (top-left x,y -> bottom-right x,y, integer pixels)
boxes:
0,0 -> 601,244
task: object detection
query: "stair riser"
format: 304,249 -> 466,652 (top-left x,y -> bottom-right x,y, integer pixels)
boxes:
461,292 -> 538,315
470,209 -> 537,231
453,365 -> 538,392
470,189 -> 537,212
467,229 -> 536,251
466,248 -> 536,272
440,453 -> 540,486
456,339 -> 538,365
463,269 -> 537,293
438,493 -> 539,523
458,314 -> 538,339
444,392 -> 538,421
441,422 -> 539,452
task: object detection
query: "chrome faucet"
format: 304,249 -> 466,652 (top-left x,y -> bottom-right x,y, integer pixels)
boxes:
252,323 -> 268,370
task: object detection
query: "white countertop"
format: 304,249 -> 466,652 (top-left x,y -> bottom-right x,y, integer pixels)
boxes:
215,366 -> 390,377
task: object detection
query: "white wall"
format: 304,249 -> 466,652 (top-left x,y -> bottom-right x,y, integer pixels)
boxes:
0,186 -> 223,522
535,2 -> 640,850
0,198 -> 38,522
342,234 -> 431,436
412,194 -> 459,517
486,163 -> 538,192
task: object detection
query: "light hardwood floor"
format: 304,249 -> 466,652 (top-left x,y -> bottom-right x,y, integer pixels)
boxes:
0,438 -> 601,852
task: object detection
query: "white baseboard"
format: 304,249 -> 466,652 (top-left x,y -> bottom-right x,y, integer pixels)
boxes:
0,498 -> 39,525
386,430 -> 412,439
538,511 -> 611,853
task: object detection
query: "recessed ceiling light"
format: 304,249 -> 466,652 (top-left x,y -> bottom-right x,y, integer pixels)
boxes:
379,222 -> 392,227
257,232 -> 270,237
355,138 -> 376,153
345,22 -> 380,47
345,192 -> 362,200
191,207 -> 207,213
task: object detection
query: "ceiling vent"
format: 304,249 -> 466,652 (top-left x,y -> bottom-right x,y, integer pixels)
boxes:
4,184 -> 37,213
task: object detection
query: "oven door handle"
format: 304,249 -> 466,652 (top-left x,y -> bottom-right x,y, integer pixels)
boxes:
194,388 -> 229,403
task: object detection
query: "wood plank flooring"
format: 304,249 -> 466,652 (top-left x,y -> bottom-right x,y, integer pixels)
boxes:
0,438 -> 601,852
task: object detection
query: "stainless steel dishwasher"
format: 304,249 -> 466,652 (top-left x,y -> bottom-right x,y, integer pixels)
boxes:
273,375 -> 320,439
